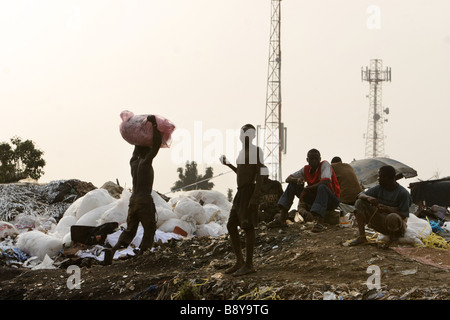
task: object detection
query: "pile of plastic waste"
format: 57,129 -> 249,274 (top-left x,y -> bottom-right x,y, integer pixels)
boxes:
0,184 -> 231,268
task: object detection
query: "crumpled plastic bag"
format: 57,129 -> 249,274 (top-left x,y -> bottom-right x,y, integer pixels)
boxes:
173,197 -> 207,225
0,239 -> 29,263
76,189 -> 116,220
196,222 -> 226,237
0,221 -> 19,239
31,254 -> 57,270
158,218 -> 196,237
16,230 -> 63,261
119,110 -> 175,148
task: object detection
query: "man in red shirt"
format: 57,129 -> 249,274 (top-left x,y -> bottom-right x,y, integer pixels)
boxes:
269,149 -> 340,232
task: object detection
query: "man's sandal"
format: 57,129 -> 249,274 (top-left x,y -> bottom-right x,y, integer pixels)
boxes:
311,223 -> 325,233
267,219 -> 288,229
347,237 -> 370,247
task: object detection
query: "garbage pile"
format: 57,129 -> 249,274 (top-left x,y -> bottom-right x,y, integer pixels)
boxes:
2,179 -> 450,300
0,181 -> 231,268
416,205 -> 450,241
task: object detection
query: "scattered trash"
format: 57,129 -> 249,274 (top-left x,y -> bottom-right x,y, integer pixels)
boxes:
0,222 -> 19,239
237,286 -> 282,300
294,212 -> 304,223
16,230 -> 63,261
1,180 -> 450,301
323,291 -> 342,300
131,284 -> 158,300
430,205 -> 448,220
0,239 -> 29,265
399,287 -> 418,300
362,288 -> 385,300
400,268 -> 418,276
173,226 -> 188,237
443,222 -> 450,233
31,254 -> 57,270
429,220 -> 445,233
420,232 -> 450,250
339,214 -> 352,228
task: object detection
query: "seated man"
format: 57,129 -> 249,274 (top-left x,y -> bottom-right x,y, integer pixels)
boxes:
331,156 -> 363,205
258,166 -> 284,223
269,149 -> 340,232
349,165 -> 412,247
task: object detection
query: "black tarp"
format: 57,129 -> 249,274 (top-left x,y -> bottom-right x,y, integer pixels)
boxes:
70,222 -> 119,245
409,178 -> 450,207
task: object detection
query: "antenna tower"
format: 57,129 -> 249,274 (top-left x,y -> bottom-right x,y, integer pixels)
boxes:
361,59 -> 391,158
262,0 -> 286,182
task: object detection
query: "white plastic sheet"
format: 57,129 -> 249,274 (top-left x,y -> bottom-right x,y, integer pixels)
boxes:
76,226 -> 183,261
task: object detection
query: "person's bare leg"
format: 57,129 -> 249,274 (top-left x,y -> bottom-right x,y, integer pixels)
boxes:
354,210 -> 368,243
139,220 -> 156,253
224,225 -> 244,274
103,241 -> 124,265
234,229 -> 256,276
103,248 -> 114,265
279,207 -> 288,222
139,233 -> 155,254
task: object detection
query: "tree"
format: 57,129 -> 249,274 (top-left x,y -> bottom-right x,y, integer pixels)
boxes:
227,188 -> 234,202
171,161 -> 214,192
0,136 -> 46,183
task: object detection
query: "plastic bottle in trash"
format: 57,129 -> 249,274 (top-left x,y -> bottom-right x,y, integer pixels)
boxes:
431,205 -> 447,220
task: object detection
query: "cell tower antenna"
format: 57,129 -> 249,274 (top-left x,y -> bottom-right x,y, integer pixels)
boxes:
261,0 -> 286,182
361,59 -> 391,158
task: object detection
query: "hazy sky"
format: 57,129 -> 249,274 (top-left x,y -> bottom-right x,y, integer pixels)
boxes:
1,0 -> 450,197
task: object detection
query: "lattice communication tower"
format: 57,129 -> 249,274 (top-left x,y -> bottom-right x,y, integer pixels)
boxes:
260,0 -> 286,182
361,59 -> 391,158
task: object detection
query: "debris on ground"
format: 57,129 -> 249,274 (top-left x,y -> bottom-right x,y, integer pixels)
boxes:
0,181 -> 449,300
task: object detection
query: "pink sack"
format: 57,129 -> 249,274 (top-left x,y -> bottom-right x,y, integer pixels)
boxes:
119,110 -> 175,148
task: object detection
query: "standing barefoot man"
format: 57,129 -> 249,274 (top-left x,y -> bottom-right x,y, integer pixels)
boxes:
220,124 -> 264,276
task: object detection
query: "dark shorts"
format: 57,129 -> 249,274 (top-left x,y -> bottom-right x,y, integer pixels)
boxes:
228,184 -> 258,230
355,199 -> 407,237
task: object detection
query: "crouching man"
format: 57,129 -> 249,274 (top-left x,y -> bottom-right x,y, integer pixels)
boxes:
349,165 -> 412,247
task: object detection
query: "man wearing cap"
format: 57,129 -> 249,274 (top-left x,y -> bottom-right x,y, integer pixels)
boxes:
349,165 -> 412,247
